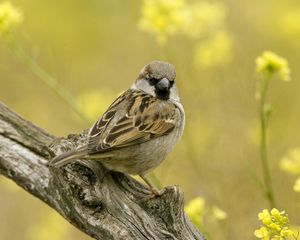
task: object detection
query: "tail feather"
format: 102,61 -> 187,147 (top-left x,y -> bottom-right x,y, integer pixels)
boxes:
49,146 -> 87,168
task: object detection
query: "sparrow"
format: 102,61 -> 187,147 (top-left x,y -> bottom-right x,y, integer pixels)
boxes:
49,60 -> 185,194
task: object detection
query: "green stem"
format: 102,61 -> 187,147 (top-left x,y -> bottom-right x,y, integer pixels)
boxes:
244,160 -> 264,192
259,74 -> 276,208
5,34 -> 91,124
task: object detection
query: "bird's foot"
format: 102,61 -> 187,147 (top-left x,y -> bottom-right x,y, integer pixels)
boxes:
149,186 -> 162,196
139,174 -> 163,197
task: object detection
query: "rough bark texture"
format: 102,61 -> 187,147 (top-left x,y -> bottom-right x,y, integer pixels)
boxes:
0,102 -> 206,240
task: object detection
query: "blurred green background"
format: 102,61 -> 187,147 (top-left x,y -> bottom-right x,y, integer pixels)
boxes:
1,0 -> 300,239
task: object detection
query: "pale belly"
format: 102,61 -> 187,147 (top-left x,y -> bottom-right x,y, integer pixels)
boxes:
95,129 -> 181,175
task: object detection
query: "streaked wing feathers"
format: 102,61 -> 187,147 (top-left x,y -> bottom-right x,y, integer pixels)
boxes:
87,90 -> 177,154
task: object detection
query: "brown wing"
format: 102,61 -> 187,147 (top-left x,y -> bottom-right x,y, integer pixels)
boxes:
87,89 -> 178,154
87,90 -> 129,150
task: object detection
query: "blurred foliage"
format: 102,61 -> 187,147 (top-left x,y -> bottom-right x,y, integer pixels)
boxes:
185,197 -> 206,228
280,148 -> 300,176
185,196 -> 227,237
0,1 -> 22,36
139,0 -> 232,69
293,178 -> 300,193
280,148 -> 300,193
139,0 -> 185,45
1,0 -> 300,239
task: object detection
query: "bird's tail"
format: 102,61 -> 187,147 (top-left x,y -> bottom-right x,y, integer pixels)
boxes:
48,146 -> 88,168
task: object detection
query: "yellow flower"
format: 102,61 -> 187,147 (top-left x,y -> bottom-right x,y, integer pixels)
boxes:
255,51 -> 291,82
280,227 -> 294,238
280,148 -> 300,175
254,227 -> 270,240
293,177 -> 300,192
185,197 -> 205,229
255,208 -> 295,240
138,0 -> 229,48
0,2 -> 23,36
258,209 -> 272,225
139,0 -> 185,45
280,148 -> 300,193
211,206 -> 227,220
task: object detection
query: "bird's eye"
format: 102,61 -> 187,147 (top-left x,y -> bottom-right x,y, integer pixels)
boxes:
148,78 -> 158,86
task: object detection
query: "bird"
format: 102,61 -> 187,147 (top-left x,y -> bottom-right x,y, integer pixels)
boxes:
49,60 -> 185,195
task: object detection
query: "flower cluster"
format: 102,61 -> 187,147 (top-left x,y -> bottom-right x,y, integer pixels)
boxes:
0,2 -> 22,36
185,197 -> 227,230
256,51 -> 291,82
254,208 -> 294,240
185,197 -> 206,228
211,205 -> 227,220
139,0 -> 232,68
280,148 -> 300,175
139,0 -> 185,45
139,0 -> 227,45
280,148 -> 300,192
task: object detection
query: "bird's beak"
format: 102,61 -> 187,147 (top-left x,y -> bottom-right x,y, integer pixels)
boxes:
156,78 -> 170,91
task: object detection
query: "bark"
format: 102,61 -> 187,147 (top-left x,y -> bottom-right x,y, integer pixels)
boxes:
0,102 -> 206,240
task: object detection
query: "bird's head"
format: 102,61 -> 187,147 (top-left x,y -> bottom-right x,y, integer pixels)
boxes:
133,60 -> 179,101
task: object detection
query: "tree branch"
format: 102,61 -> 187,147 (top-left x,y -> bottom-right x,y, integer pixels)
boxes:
0,102 -> 205,240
